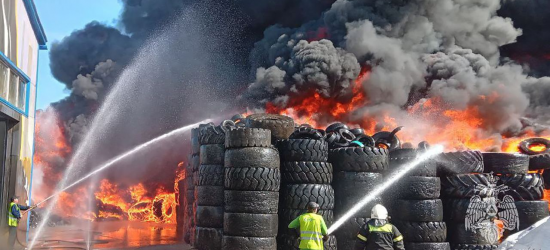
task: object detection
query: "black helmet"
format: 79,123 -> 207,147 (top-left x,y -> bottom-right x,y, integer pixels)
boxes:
307,202 -> 320,210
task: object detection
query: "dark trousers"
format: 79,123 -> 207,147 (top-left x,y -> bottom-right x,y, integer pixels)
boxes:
8,226 -> 17,250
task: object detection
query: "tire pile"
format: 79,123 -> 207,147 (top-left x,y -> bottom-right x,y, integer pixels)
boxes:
277,127 -> 337,250
328,126 -> 389,249
188,128 -> 201,246
389,148 -> 449,250
439,151 -> 499,250
222,127 -> 280,250
195,124 -> 226,250
483,152 -> 549,236
180,160 -> 195,244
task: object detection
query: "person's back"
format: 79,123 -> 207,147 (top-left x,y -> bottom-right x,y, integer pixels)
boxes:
354,204 -> 404,250
288,202 -> 329,250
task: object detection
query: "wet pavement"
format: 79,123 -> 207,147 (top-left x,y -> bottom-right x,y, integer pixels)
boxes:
27,221 -> 190,249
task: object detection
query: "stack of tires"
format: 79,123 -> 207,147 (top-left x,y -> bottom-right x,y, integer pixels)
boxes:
439,151 -> 499,250
330,145 -> 389,249
181,160 -> 195,244
483,153 -> 549,236
223,128 -> 280,250
189,128 -> 201,246
195,124 -> 226,250
388,148 -> 449,250
277,129 -> 337,250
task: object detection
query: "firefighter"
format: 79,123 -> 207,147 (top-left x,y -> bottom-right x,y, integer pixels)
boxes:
7,196 -> 34,250
354,204 -> 405,250
288,202 -> 329,250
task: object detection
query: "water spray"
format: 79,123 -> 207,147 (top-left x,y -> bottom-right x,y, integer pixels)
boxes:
327,145 -> 444,234
29,118 -> 210,249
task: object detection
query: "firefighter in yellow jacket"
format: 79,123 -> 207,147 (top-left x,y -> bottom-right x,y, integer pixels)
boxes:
288,202 -> 329,250
355,204 -> 405,250
7,196 -> 34,250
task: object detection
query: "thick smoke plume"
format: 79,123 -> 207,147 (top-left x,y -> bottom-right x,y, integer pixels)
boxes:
241,0 -> 550,150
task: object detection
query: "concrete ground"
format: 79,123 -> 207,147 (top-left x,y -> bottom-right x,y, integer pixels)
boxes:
25,221 -> 189,249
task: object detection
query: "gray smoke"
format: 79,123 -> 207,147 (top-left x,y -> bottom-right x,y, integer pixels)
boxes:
241,0 -> 549,149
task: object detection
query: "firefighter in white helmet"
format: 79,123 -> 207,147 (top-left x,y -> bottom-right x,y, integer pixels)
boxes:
354,204 -> 404,250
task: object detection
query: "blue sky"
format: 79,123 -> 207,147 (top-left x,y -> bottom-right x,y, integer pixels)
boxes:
34,0 -> 123,109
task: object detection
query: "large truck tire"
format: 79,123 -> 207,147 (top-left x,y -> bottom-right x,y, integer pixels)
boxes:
224,167 -> 280,191
224,147 -> 280,169
222,236 -> 276,250
225,128 -> 271,148
394,199 -> 443,222
223,213 -> 278,237
277,139 -> 329,162
437,151 -> 484,175
280,184 -> 335,210
329,147 -> 389,172
281,162 -> 333,184
224,190 -> 279,214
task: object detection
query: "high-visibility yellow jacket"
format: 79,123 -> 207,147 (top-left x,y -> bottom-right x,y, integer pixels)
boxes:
288,212 -> 328,250
8,202 -> 20,227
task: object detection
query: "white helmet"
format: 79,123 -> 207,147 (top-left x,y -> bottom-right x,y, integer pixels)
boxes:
371,204 -> 388,220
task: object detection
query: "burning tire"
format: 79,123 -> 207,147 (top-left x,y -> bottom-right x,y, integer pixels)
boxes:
195,227 -> 223,250
198,165 -> 224,186
200,144 -> 225,165
224,167 -> 281,191
448,223 -> 498,245
396,176 -> 441,199
329,146 -> 389,172
245,113 -> 295,140
482,152 -> 529,174
393,221 -> 447,242
528,153 -> 550,170
281,162 -> 333,184
277,139 -> 329,162
223,213 -> 278,237
389,148 -> 437,177
497,173 -> 545,201
196,185 -> 224,206
451,244 -> 497,250
196,206 -> 223,228
441,174 -> 494,198
199,124 -> 226,145
514,200 -> 550,230
394,199 -> 443,222
222,236 -> 276,250
225,128 -> 271,148
544,169 -> 550,189
224,190 -> 279,214
280,184 -> 335,210
224,147 -> 280,169
519,138 -> 550,155
279,208 -> 334,226
406,242 -> 451,250
437,151 -> 484,175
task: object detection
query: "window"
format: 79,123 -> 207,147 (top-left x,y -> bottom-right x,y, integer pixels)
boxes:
18,79 -> 26,109
0,63 -> 8,100
8,72 -> 19,108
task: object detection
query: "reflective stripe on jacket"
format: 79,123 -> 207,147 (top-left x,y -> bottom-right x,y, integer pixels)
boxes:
354,219 -> 405,250
288,213 -> 328,250
8,202 -> 19,227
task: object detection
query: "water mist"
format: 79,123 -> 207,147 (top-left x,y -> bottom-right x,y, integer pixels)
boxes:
327,145 -> 444,234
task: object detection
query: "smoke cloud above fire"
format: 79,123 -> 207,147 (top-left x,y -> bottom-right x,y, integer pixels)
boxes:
241,0 -> 550,150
